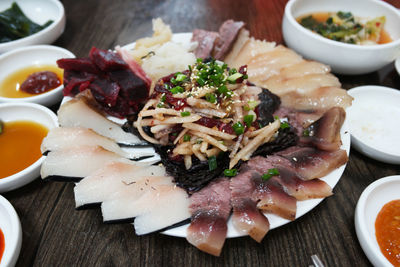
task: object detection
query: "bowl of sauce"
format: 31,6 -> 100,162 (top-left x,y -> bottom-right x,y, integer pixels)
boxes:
0,45 -> 74,106
0,102 -> 58,193
0,195 -> 22,267
282,0 -> 400,74
355,175 -> 400,266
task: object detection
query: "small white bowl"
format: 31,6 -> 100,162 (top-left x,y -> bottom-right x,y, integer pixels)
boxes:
282,0 -> 400,74
0,195 -> 22,267
0,0 -> 65,53
395,57 -> 400,76
347,85 -> 400,164
355,175 -> 400,267
0,103 -> 58,193
0,45 -> 74,106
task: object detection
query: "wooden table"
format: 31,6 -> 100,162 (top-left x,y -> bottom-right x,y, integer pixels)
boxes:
4,0 -> 400,266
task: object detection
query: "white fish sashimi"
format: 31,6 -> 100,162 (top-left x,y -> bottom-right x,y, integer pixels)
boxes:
41,127 -> 154,160
40,146 -> 133,181
58,97 -> 146,146
74,162 -> 168,208
101,184 -> 189,224
269,60 -> 331,81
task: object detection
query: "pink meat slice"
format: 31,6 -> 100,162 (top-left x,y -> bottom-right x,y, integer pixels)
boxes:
276,146 -> 348,180
247,156 -> 332,200
213,20 -> 245,60
230,170 -> 270,242
300,107 -> 346,151
186,178 -> 231,256
191,29 -> 219,59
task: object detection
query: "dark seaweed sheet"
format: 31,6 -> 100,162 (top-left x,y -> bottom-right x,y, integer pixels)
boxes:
0,2 -> 53,43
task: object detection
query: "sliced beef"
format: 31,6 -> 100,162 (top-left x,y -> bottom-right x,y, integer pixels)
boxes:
192,29 -> 219,59
187,178 -> 231,256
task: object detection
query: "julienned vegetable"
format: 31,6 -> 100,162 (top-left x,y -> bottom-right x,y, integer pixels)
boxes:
298,11 -> 389,45
0,2 -> 53,43
261,168 -> 280,181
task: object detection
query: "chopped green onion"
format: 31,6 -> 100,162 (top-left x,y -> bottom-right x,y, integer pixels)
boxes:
227,72 -> 243,83
232,122 -> 245,135
171,132 -> 178,136
303,129 -> 310,137
196,58 -> 203,63
224,168 -> 238,177
170,78 -> 177,85
205,93 -> 217,103
274,115 -> 280,120
176,73 -> 187,82
208,155 -> 217,171
261,168 -> 280,181
244,115 -> 254,127
157,103 -> 164,108
244,100 -> 258,111
181,111 -> 190,117
280,121 -> 290,129
217,85 -> 228,94
197,77 -> 205,86
183,134 -> 191,142
161,95 -> 166,102
170,86 -> 184,94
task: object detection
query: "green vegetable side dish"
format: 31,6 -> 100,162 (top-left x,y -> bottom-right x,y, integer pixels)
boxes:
0,2 -> 54,43
298,11 -> 389,45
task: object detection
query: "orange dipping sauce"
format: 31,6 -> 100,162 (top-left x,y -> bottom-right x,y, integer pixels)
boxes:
0,228 -> 4,263
0,120 -> 48,178
375,199 -> 400,266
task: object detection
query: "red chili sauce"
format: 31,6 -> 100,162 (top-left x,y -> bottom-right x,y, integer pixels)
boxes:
20,71 -> 61,94
0,228 -> 4,262
375,199 -> 400,266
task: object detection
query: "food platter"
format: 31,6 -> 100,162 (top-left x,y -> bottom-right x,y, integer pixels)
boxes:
67,32 -> 353,238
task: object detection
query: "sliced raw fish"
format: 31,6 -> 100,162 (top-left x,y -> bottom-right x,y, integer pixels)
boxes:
101,184 -> 189,224
230,170 -> 270,242
74,162 -> 168,208
275,146 -> 348,180
186,178 -> 231,256
40,146 -> 133,181
279,86 -> 353,112
300,107 -> 346,151
58,97 -> 146,146
268,60 -> 330,81
246,156 -> 332,200
41,127 -> 153,160
264,73 -> 341,96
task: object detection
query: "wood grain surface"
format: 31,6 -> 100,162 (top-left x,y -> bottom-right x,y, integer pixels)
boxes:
4,0 -> 400,266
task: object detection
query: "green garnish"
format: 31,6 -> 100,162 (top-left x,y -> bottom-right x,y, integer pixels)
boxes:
171,132 -> 178,136
244,115 -> 254,127
208,155 -> 217,171
205,93 -> 217,104
244,100 -> 258,111
157,103 -> 164,108
181,111 -> 190,117
261,168 -> 280,181
183,134 -> 191,142
170,86 -> 184,94
280,121 -> 290,129
175,73 -> 187,82
224,168 -> 238,177
303,129 -> 310,137
232,122 -> 245,135
227,72 -> 243,83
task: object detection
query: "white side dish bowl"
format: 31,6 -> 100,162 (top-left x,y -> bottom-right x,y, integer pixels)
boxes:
0,45 -> 75,106
282,0 -> 400,75
0,195 -> 22,267
347,85 -> 400,164
0,0 -> 66,53
0,103 -> 58,193
355,175 -> 400,267
395,57 -> 400,76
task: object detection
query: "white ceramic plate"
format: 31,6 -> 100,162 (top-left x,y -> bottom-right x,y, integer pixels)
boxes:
0,195 -> 22,267
395,57 -> 400,76
120,33 -> 351,238
0,45 -> 75,106
0,0 -> 65,53
0,103 -> 58,193
355,175 -> 400,267
347,86 -> 400,164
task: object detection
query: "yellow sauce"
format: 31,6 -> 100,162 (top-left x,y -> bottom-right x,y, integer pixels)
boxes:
0,65 -> 63,98
0,120 -> 49,178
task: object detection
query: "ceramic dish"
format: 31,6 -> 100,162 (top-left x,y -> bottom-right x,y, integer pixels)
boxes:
0,103 -> 58,193
395,57 -> 400,76
121,33 -> 352,238
355,175 -> 400,267
0,45 -> 75,106
347,86 -> 400,164
0,195 -> 22,267
0,0 -> 65,53
282,0 -> 400,75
